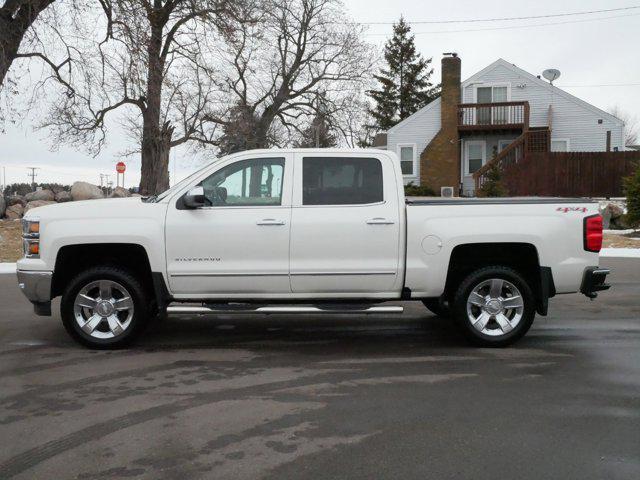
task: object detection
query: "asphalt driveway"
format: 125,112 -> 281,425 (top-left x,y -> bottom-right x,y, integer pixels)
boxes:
0,258 -> 638,479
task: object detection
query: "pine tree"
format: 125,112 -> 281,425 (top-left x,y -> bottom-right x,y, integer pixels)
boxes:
367,16 -> 438,131
477,147 -> 508,197
624,164 -> 640,226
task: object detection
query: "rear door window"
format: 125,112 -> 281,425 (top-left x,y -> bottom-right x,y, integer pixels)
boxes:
302,157 -> 383,205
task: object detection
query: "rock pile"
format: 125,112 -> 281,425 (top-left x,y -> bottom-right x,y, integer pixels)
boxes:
1,182 -> 137,220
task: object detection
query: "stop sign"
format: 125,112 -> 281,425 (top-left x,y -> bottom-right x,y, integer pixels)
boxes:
116,162 -> 126,174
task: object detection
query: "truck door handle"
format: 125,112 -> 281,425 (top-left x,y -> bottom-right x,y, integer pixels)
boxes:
366,218 -> 395,225
257,219 -> 285,226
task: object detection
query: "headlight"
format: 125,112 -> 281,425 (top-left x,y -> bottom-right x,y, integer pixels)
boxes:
22,219 -> 40,259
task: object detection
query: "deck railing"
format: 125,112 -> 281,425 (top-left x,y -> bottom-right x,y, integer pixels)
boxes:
458,101 -> 529,131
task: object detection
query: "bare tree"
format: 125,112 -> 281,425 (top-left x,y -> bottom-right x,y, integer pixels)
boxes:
205,0 -> 375,152
43,0 -> 247,195
609,105 -> 639,146
0,0 -> 57,86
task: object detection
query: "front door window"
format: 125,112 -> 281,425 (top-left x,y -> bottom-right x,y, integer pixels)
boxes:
201,158 -> 284,206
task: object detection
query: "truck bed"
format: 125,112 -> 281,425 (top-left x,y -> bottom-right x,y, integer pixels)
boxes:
403,196 -> 601,298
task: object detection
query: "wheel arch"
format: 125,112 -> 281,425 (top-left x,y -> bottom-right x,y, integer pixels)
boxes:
443,242 -> 554,316
51,244 -> 167,306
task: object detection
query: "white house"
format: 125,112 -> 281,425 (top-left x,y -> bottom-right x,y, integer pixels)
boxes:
382,55 -> 626,196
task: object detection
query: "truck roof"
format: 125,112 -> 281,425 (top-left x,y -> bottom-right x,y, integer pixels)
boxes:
226,148 -> 391,156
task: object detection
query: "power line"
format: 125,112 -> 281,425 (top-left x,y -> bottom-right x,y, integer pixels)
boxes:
364,12 -> 640,35
558,83 -> 640,88
354,5 -> 640,25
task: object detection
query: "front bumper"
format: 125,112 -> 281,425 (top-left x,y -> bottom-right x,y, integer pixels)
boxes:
580,267 -> 611,299
17,270 -> 53,316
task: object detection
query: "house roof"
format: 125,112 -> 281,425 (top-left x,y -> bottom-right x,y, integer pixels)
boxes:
463,58 -> 623,126
387,97 -> 441,134
388,58 -> 624,133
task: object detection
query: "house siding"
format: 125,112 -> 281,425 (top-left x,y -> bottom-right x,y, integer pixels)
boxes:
462,63 -> 625,151
386,99 -> 441,185
386,58 -> 626,191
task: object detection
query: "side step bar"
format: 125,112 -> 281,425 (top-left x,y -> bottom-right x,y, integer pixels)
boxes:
166,304 -> 404,315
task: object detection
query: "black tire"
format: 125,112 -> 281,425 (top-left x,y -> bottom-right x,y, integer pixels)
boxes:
61,265 -> 150,349
422,297 -> 450,317
452,266 -> 536,347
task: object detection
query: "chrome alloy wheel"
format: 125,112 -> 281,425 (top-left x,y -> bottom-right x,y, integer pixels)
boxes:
466,278 -> 524,337
73,280 -> 134,339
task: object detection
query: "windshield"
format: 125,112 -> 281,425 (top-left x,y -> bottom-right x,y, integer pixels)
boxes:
145,158 -> 224,203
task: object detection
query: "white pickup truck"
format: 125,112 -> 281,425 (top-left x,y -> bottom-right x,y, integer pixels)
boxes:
17,148 -> 610,348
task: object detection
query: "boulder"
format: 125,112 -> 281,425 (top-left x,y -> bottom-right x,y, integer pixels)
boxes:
0,196 -> 5,218
7,195 -> 26,207
55,190 -> 72,202
605,202 -> 624,219
70,181 -> 104,201
110,186 -> 131,198
599,201 -> 626,229
5,204 -> 24,220
24,200 -> 56,213
25,189 -> 55,202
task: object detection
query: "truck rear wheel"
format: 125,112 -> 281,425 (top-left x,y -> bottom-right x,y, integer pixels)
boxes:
452,266 -> 535,347
61,266 -> 150,349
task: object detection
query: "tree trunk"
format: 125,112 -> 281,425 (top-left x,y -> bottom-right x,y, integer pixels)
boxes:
0,0 -> 55,87
138,15 -> 170,196
139,121 -> 172,195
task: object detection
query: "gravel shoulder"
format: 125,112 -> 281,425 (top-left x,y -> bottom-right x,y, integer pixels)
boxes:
0,220 -> 22,263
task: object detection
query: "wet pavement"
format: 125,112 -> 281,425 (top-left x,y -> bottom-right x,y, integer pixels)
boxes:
0,259 -> 638,479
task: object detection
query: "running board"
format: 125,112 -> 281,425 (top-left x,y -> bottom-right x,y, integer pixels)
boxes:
166,304 -> 403,315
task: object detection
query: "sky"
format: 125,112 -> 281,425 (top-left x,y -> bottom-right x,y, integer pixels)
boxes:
1,0 -> 639,189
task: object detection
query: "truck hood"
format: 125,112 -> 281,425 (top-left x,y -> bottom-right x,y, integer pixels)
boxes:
23,197 -> 150,221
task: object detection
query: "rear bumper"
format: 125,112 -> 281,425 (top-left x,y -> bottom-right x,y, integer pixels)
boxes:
580,267 -> 611,299
17,270 -> 53,316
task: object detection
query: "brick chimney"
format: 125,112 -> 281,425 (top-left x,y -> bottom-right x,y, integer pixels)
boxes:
420,54 -> 461,193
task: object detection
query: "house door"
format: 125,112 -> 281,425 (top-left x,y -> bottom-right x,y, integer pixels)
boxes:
477,86 -> 509,124
462,140 -> 486,195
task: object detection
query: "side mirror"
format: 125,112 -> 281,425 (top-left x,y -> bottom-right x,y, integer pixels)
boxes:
183,186 -> 206,209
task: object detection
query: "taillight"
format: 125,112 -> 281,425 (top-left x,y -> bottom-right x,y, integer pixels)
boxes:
583,214 -> 603,253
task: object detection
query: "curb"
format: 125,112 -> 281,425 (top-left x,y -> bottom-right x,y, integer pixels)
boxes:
0,263 -> 17,274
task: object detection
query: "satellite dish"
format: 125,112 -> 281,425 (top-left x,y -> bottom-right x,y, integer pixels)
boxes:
542,69 -> 561,84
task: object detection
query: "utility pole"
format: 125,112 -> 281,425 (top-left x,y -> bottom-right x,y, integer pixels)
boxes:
26,167 -> 39,191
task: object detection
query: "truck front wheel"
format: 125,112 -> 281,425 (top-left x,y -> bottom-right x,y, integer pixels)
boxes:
61,266 -> 150,349
452,266 -> 536,347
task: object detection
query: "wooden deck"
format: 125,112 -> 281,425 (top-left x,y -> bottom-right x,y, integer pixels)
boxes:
458,101 -> 529,133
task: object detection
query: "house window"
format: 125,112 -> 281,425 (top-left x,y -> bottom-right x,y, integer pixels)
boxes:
551,139 -> 570,152
465,141 -> 486,175
498,139 -> 512,152
398,145 -> 416,176
477,86 -> 508,103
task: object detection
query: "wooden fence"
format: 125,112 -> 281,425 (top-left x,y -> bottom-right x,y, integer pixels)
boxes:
501,151 -> 640,197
